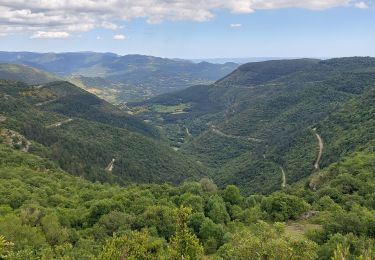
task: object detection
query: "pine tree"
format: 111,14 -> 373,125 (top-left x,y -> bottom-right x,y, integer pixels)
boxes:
169,206 -> 203,260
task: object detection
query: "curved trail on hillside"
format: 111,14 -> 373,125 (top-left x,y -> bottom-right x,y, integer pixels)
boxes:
105,158 -> 115,172
35,99 -> 57,107
210,125 -> 263,143
280,167 -> 286,188
185,127 -> 192,137
46,119 -> 74,129
313,131 -> 324,170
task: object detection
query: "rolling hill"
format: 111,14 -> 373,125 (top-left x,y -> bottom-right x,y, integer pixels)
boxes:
0,80 -> 210,185
0,57 -> 374,259
131,57 -> 375,194
0,63 -> 60,85
0,52 -> 238,102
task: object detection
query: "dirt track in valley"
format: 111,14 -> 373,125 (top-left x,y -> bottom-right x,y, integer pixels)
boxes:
105,158 -> 116,172
313,131 -> 324,170
210,125 -> 263,143
280,167 -> 286,188
46,119 -> 74,129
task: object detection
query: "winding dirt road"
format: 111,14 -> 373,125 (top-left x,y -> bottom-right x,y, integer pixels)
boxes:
210,125 -> 263,142
313,131 -> 324,170
105,158 -> 115,172
46,119 -> 74,129
185,127 -> 192,137
280,167 -> 286,188
35,99 -> 57,107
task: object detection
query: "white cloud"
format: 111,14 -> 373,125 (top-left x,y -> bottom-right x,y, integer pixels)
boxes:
96,36 -> 102,40
0,0 -> 361,36
31,31 -> 70,39
101,21 -> 119,30
113,34 -> 126,40
230,23 -> 242,28
355,1 -> 368,9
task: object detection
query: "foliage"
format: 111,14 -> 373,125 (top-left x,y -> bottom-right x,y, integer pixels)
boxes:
0,235 -> 13,258
199,177 -> 218,193
168,207 -> 204,259
135,57 -> 375,194
223,185 -> 242,205
217,221 -> 318,259
98,230 -> 165,260
0,139 -> 373,259
261,192 -> 310,221
0,57 -> 374,259
0,80 -> 210,186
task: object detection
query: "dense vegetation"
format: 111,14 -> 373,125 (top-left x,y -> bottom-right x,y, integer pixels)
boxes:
0,80 -> 209,185
132,57 -> 375,194
0,144 -> 373,259
0,57 -> 374,259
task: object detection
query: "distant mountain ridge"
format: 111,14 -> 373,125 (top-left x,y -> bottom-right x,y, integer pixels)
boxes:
0,63 -> 60,85
190,57 -> 330,64
0,51 -> 239,102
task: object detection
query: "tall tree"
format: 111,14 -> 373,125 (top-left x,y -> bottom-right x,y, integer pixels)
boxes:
169,207 -> 204,260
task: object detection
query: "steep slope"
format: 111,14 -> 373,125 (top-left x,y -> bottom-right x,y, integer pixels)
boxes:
0,52 -> 238,102
0,58 -> 374,259
0,63 -> 60,85
316,87 -> 375,168
25,81 -> 160,138
0,80 -> 209,185
131,57 -> 375,194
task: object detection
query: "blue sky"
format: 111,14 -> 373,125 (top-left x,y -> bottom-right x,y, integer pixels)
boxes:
0,1 -> 373,59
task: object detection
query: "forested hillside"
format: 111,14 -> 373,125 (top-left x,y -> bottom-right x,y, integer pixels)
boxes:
0,143 -> 373,259
0,57 -> 374,259
131,57 -> 375,194
0,80 -> 209,185
0,64 -> 60,85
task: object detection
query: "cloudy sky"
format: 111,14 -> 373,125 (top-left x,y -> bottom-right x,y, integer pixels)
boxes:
0,0 -> 373,58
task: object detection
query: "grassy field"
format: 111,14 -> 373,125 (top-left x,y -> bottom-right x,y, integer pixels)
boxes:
150,103 -> 191,113
286,221 -> 322,239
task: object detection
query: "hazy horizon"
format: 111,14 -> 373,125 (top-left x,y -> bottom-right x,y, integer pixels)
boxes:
0,50 -> 343,64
